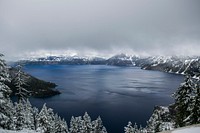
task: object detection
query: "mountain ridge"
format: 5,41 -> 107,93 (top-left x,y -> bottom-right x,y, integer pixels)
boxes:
18,54 -> 200,78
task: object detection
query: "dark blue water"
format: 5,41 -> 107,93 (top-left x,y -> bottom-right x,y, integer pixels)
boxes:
23,65 -> 184,133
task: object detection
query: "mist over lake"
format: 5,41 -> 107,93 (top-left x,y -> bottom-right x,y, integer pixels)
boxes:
23,65 -> 184,133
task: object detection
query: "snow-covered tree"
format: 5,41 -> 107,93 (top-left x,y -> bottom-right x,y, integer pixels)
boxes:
124,122 -> 134,133
54,114 -> 69,133
0,54 -> 11,97
13,65 -> 30,102
173,75 -> 195,127
184,79 -> 200,125
0,54 -> 13,129
69,116 -> 79,133
36,104 -> 58,133
146,106 -> 175,132
172,75 -> 200,127
69,113 -> 107,133
14,100 -> 34,130
32,107 -> 39,130
124,122 -> 147,133
34,104 -> 68,132
83,112 -> 92,132
14,101 -> 24,130
23,100 -> 35,130
92,116 -> 107,133
0,54 -> 71,132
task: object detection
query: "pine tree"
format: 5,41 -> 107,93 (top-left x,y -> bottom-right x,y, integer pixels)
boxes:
36,104 -> 56,133
6,99 -> 15,130
69,116 -> 79,133
13,65 -> 30,102
186,79 -> 200,125
32,107 -> 39,130
14,100 -> 26,130
83,112 -> 92,133
94,116 -> 107,133
0,54 -> 13,129
0,54 -> 11,97
69,113 -> 107,133
54,114 -> 69,133
23,99 -> 35,130
173,75 -> 194,127
124,122 -> 134,133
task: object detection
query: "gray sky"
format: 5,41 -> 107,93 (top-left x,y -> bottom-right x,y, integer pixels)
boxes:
0,0 -> 200,60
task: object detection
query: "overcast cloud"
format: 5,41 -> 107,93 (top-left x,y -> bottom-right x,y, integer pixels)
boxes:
0,0 -> 200,60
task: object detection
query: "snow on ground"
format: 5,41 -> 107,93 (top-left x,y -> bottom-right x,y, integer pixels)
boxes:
160,124 -> 200,133
0,129 -> 37,133
172,127 -> 200,133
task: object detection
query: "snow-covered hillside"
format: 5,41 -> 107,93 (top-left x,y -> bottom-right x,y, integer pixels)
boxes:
160,124 -> 200,133
172,127 -> 200,133
140,56 -> 200,78
0,129 -> 37,133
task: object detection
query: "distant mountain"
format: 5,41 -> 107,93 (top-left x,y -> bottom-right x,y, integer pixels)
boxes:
20,55 -> 107,65
106,53 -> 139,66
18,54 -> 200,78
19,54 -> 139,66
140,56 -> 200,78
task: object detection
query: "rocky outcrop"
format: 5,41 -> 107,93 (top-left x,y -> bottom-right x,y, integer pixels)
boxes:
8,68 -> 61,98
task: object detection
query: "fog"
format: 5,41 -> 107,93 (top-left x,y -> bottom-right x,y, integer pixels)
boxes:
0,0 -> 200,60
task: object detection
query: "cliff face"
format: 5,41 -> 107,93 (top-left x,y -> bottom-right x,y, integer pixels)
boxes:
8,68 -> 60,98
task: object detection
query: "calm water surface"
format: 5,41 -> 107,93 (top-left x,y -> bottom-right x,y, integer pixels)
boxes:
23,65 -> 184,133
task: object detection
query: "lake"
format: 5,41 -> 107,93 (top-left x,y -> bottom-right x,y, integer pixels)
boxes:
23,65 -> 184,133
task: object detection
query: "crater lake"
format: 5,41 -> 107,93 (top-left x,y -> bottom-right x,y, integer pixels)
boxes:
23,65 -> 184,133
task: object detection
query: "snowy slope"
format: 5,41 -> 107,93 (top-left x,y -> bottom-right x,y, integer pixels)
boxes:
141,56 -> 200,77
160,124 -> 200,133
172,127 -> 200,133
0,129 -> 37,133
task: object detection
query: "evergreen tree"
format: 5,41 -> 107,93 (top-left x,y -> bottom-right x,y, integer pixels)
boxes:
23,100 -> 35,130
69,116 -> 79,133
54,114 -> 69,133
185,79 -> 200,125
0,54 -> 13,129
32,107 -> 39,130
69,113 -> 107,133
13,65 -> 30,102
93,116 -> 106,133
6,99 -> 15,130
173,75 -> 194,127
36,104 -> 56,133
124,122 -> 148,133
83,112 -> 92,133
124,122 -> 134,133
0,54 -> 71,132
0,54 -> 11,97
14,100 -> 26,130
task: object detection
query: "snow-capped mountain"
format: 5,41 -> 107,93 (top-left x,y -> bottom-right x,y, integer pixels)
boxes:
19,53 -> 139,66
140,56 -> 200,78
20,55 -> 107,65
19,54 -> 200,77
